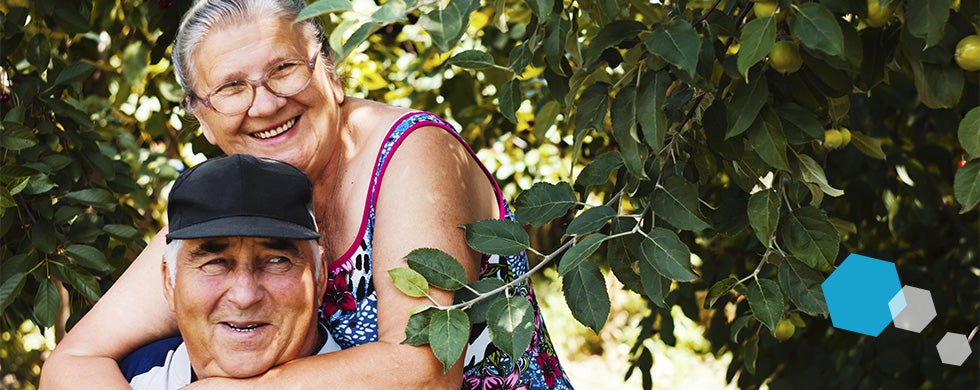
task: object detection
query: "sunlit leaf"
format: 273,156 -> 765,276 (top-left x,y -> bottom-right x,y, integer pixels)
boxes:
793,153 -> 844,197
406,248 -> 467,291
419,0 -> 478,52
296,0 -> 353,22
388,267 -> 429,298
448,50 -> 495,69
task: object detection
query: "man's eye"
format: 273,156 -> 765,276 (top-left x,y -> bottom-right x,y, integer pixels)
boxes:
265,256 -> 293,272
199,259 -> 230,274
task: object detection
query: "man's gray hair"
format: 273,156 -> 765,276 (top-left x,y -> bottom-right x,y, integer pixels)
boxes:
163,239 -> 323,287
172,0 -> 329,103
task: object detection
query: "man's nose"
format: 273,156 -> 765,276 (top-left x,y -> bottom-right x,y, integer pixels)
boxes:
225,269 -> 264,309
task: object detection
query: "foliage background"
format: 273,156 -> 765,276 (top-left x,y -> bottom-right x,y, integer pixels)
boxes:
1,0 -> 979,388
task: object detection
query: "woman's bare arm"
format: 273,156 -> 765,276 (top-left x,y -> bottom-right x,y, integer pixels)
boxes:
187,126 -> 496,389
40,229 -> 179,389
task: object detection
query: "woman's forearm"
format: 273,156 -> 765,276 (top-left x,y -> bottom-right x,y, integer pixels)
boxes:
40,230 -> 179,388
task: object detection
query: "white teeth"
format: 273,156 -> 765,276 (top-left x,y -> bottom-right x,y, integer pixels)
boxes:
226,323 -> 260,332
252,117 -> 296,139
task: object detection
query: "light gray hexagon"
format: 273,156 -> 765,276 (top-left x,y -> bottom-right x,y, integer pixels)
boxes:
936,332 -> 972,366
889,286 -> 936,333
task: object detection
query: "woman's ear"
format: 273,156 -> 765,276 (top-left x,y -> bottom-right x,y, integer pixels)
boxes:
196,118 -> 218,145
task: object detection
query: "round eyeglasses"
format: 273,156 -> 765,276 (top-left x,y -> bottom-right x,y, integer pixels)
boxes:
192,50 -> 320,115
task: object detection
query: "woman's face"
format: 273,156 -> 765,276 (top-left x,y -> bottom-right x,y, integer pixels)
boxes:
189,17 -> 343,176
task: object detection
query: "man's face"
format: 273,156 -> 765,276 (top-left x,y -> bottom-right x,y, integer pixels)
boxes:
163,237 -> 324,379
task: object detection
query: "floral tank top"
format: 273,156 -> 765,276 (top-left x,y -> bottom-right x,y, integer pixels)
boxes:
321,112 -> 573,389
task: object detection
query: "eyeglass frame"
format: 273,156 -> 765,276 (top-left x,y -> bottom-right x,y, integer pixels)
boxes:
187,49 -> 320,115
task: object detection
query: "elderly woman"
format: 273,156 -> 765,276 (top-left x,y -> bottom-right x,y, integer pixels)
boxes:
41,0 -> 571,389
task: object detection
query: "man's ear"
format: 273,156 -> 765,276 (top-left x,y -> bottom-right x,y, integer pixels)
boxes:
162,258 -> 177,313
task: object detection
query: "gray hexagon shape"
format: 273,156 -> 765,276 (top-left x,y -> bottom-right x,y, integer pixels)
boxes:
888,286 -> 936,333
936,332 -> 972,366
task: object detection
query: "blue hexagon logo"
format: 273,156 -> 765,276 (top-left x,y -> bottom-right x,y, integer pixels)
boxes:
821,254 -> 902,336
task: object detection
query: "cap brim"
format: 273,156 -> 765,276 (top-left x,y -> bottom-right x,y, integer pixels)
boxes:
166,215 -> 320,242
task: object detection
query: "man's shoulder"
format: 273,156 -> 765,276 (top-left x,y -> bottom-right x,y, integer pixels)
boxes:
119,336 -> 185,381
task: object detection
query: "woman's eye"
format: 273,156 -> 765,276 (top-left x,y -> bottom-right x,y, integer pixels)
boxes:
213,80 -> 248,97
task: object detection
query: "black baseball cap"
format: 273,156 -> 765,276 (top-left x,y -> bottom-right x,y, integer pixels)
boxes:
165,154 -> 320,242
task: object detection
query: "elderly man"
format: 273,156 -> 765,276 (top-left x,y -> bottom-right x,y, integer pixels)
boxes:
119,154 -> 338,388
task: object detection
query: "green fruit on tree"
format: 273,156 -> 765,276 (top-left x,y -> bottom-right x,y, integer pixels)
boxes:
864,0 -> 895,28
769,41 -> 803,74
839,127 -> 852,147
824,129 -> 843,149
753,0 -> 786,22
955,35 -> 980,72
774,319 -> 796,341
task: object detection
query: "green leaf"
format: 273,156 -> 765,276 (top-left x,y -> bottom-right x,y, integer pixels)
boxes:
637,70 -> 671,150
651,176 -> 710,231
793,3 -> 845,58
0,187 -> 14,209
103,224 -> 139,240
296,0 -> 353,21
908,60 -> 964,109
463,219 -> 530,256
566,206 -> 617,236
745,278 -> 784,332
52,61 -> 96,88
406,248 -> 467,291
34,278 -> 61,327
638,261 -> 672,309
705,276 -> 738,309
532,100 -> 562,141
526,0 -> 555,23
558,234 -> 608,275
487,296 -> 534,360
638,227 -> 698,281
744,333 -> 759,375
454,278 -> 505,323
370,0 -> 408,24
778,257 -> 828,316
62,188 -> 115,208
513,181 -> 576,226
57,266 -> 102,301
747,190 -> 780,246
778,104 -> 825,145
27,34 -> 50,69
905,0 -> 950,48
575,82 -> 610,133
611,84 -> 648,181
725,73 -> 768,138
498,79 -> 521,123
955,159 -> 980,213
403,308 -> 435,345
0,273 -> 27,312
31,221 -> 58,254
585,21 -> 646,68
508,43 -> 531,75
64,244 -> 114,273
576,152 -> 623,189
339,22 -> 381,61
850,131 -> 886,160
737,16 -> 776,78
746,109 -> 790,171
958,107 -> 980,157
388,267 -> 430,298
644,19 -> 701,79
0,121 -> 38,151
419,0 -> 478,52
779,207 -> 838,272
793,153 -> 844,197
562,260 -> 610,333
428,309 -> 470,372
448,50 -> 495,69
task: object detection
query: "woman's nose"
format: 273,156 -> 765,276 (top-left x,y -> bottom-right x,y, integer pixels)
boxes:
247,85 -> 286,117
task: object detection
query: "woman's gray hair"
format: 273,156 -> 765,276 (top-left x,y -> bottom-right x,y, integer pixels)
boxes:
172,0 -> 329,102
163,239 -> 324,287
